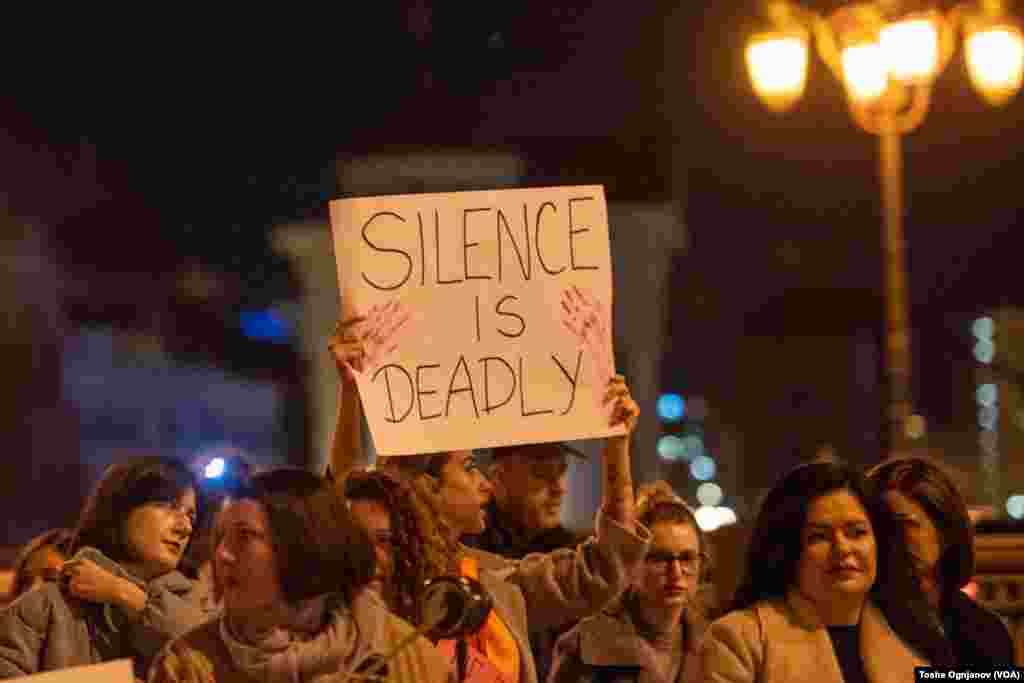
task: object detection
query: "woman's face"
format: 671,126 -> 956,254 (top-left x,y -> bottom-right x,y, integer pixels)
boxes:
796,489 -> 877,613
885,490 -> 943,606
214,499 -> 284,611
636,521 -> 702,609
121,487 -> 196,580
436,450 -> 493,537
349,498 -> 394,596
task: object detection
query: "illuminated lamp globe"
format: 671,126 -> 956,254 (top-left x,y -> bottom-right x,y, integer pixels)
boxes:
880,15 -> 941,84
966,21 -> 1024,107
842,41 -> 889,103
746,31 -> 809,112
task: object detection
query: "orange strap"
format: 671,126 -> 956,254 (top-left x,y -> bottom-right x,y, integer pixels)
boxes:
460,556 -> 520,683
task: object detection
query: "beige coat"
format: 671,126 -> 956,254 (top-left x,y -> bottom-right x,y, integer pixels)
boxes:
547,600 -> 705,683
149,591 -> 451,683
686,591 -> 929,683
466,512 -> 651,683
0,570 -> 211,679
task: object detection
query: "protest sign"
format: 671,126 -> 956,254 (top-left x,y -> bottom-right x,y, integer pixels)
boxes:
329,185 -> 622,456
22,659 -> 133,682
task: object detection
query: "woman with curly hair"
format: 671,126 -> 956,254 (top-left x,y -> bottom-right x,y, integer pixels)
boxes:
547,481 -> 709,683
327,290 -> 650,683
344,469 -> 427,625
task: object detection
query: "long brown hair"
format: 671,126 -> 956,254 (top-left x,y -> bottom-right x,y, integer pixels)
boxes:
345,470 -> 428,623
71,455 -> 207,575
867,455 -> 974,606
226,468 -> 376,604
378,454 -> 463,621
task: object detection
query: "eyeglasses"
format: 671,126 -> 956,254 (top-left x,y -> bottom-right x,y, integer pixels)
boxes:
149,500 -> 197,526
644,551 -> 702,575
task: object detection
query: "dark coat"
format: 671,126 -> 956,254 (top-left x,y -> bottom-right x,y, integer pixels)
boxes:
464,501 -> 590,560
945,590 -> 1015,667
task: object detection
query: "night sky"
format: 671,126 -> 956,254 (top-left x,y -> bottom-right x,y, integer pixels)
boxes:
3,2 -> 1022,505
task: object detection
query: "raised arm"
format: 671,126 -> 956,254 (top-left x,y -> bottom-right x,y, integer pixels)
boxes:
599,375 -> 639,527
506,380 -> 645,630
501,291 -> 646,631
326,299 -> 411,489
560,286 -> 637,528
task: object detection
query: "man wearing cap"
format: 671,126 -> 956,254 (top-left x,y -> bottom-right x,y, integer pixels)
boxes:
463,441 -> 591,682
463,441 -> 590,558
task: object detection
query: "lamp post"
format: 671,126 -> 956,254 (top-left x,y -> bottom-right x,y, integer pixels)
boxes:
745,0 -> 1024,458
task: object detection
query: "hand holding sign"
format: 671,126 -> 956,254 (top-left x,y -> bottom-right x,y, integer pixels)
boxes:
560,285 -> 626,427
329,300 -> 412,381
604,374 -> 639,433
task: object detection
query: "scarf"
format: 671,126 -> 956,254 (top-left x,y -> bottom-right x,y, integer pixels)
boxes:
219,591 -> 376,683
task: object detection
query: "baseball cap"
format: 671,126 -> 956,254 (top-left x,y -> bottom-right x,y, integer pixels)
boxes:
488,441 -> 587,461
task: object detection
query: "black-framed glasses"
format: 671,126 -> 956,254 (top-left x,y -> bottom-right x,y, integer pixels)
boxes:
644,550 -> 702,575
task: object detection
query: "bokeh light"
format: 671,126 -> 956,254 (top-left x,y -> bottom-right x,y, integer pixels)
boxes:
974,339 -> 995,364
656,393 -> 686,423
978,405 -> 999,430
690,455 -> 716,481
1007,495 -> 1024,520
204,457 -> 226,479
973,316 -> 995,339
657,435 -> 687,463
976,383 -> 998,407
697,482 -> 724,507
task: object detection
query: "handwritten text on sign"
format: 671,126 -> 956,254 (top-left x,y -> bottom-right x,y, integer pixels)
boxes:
329,185 -> 619,456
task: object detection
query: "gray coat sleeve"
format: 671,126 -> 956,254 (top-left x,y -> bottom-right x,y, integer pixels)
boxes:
546,626 -> 589,683
126,574 -> 216,669
0,590 -> 50,678
509,512 -> 651,631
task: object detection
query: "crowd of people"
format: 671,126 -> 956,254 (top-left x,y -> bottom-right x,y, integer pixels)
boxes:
0,297 -> 1016,682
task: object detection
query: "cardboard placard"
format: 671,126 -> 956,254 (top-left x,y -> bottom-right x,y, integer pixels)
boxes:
21,659 -> 134,682
329,185 -> 620,456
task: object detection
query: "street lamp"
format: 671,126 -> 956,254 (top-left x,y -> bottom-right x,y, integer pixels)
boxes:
745,0 -> 1024,458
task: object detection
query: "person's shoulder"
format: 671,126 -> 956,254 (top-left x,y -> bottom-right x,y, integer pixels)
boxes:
571,608 -> 636,648
149,570 -> 196,595
539,526 -> 590,552
151,621 -> 224,683
463,545 -> 513,573
2,584 -> 64,632
368,603 -> 453,682
947,590 -> 1014,645
705,602 -> 769,644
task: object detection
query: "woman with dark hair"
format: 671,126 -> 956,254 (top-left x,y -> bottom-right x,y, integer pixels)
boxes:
688,457 -> 954,683
867,455 -> 1014,666
150,468 -> 452,683
547,481 -> 709,683
0,455 -> 213,679
5,528 -> 72,601
345,469 -> 425,625
328,289 -> 650,683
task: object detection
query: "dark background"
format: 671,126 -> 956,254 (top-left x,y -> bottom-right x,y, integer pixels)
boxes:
2,1 -> 1021,541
